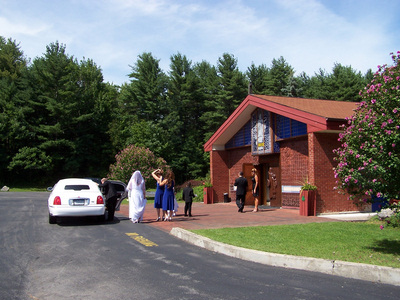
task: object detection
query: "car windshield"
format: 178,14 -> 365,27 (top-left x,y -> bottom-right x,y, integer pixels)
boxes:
64,185 -> 91,191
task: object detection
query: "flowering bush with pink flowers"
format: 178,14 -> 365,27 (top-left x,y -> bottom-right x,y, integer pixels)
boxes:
333,51 -> 400,207
377,203 -> 400,229
108,145 -> 170,188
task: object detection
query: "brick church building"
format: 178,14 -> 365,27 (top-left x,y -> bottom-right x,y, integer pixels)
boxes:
204,94 -> 366,214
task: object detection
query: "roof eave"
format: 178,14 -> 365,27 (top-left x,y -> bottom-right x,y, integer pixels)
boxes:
204,95 -> 350,152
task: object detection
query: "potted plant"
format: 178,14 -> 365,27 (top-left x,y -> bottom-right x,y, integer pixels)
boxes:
299,180 -> 317,216
203,174 -> 214,204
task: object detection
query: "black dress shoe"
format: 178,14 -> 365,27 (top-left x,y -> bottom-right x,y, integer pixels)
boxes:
189,214 -> 192,217
184,214 -> 188,217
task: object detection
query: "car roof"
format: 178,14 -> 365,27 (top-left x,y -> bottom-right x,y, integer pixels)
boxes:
55,178 -> 99,188
58,178 -> 96,184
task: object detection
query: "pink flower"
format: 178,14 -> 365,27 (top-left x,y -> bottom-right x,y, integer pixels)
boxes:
380,225 -> 384,230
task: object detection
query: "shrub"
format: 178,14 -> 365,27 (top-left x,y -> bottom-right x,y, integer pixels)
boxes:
108,145 -> 170,188
378,202 -> 400,229
333,51 -> 400,203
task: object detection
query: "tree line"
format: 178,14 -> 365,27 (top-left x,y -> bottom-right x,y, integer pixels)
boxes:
0,36 -> 374,186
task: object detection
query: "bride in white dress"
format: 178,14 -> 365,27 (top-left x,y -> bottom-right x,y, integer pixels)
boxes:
127,171 -> 146,223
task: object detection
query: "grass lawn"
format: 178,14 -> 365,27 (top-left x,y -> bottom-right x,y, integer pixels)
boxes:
192,221 -> 400,268
7,187 -> 48,192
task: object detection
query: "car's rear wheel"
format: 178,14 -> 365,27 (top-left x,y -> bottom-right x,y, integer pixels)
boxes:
49,213 -> 57,224
98,212 -> 106,222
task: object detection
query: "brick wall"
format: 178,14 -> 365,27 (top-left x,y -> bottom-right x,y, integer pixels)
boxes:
227,147 -> 254,204
310,132 -> 365,213
211,147 -> 257,203
209,133 -> 367,213
210,150 -> 229,203
280,137 -> 308,207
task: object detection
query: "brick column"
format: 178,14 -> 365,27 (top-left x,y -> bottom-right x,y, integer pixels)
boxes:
210,150 -> 229,203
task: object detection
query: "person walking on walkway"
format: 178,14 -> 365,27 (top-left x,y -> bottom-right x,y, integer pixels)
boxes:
234,171 -> 248,213
251,168 -> 259,212
151,169 -> 164,221
182,182 -> 195,217
127,171 -> 146,223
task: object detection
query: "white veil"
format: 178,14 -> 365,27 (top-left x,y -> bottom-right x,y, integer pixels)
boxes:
127,170 -> 145,191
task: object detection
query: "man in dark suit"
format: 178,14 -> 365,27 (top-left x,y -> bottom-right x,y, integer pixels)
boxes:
234,171 -> 248,213
182,182 -> 196,217
99,178 -> 118,221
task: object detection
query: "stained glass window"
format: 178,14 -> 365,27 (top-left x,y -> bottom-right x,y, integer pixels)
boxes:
275,115 -> 307,140
225,121 -> 251,149
225,109 -> 307,152
251,109 -> 272,154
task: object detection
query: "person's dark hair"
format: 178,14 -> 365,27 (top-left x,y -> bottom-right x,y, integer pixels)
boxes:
187,182 -> 192,187
239,171 -> 244,176
165,170 -> 175,188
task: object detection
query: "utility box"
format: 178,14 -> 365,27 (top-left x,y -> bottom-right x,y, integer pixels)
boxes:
223,193 -> 230,203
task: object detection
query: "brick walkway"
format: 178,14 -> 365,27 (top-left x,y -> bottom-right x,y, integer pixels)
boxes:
117,202 -> 338,232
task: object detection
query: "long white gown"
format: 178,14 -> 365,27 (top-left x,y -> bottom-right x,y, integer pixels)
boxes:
127,171 -> 146,223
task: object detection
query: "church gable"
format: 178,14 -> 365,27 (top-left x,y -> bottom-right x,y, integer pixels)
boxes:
225,108 -> 307,154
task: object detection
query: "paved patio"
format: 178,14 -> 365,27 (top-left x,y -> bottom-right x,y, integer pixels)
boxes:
117,201 -> 340,232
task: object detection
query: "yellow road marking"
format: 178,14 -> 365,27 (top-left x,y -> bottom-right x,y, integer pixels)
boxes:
126,233 -> 158,247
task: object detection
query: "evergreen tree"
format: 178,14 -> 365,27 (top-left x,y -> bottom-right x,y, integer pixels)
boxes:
201,53 -> 247,141
265,56 -> 294,96
328,63 -> 365,101
299,64 -> 367,101
246,63 -> 270,94
72,58 -> 117,176
9,42 -> 113,182
281,73 -> 302,97
164,53 -> 207,182
216,53 -> 248,114
113,52 -> 168,159
127,52 -> 168,121
194,60 -> 219,141
0,37 -> 31,183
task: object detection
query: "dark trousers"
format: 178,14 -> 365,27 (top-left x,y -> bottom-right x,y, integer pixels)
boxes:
236,194 -> 245,212
106,196 -> 117,221
184,202 -> 193,216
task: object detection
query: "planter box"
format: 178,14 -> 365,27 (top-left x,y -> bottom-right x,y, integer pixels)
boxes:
203,187 -> 214,204
299,190 -> 316,216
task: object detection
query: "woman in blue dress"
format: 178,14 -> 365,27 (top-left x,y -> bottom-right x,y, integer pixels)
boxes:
151,169 -> 164,221
161,170 -> 175,221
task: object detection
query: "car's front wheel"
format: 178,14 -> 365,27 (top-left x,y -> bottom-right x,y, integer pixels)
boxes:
49,213 -> 57,224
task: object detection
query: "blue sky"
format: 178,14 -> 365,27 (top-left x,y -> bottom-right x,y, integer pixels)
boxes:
1,0 -> 399,86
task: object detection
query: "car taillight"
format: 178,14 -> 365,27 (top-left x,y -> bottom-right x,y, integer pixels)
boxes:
97,196 -> 104,204
53,196 -> 61,205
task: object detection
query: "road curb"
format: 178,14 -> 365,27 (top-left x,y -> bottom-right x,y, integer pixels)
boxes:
170,227 -> 400,286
